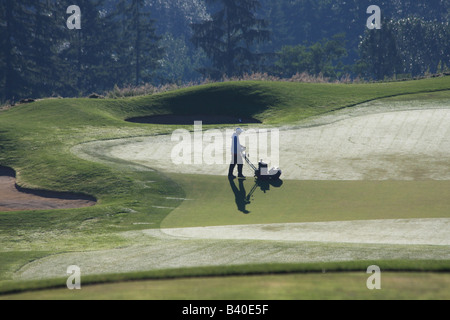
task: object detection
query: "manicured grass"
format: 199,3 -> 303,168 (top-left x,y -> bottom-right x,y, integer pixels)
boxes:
0,79 -> 447,240
0,252 -> 51,281
113,77 -> 450,124
1,260 -> 450,300
3,272 -> 450,300
161,174 -> 450,228
0,77 -> 449,296
381,90 -> 450,102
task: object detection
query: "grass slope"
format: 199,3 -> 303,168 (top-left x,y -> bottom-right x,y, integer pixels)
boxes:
111,77 -> 450,124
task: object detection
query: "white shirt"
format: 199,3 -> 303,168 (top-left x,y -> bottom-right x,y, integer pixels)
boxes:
231,133 -> 245,154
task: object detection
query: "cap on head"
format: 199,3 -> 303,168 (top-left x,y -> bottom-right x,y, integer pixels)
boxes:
236,128 -> 244,135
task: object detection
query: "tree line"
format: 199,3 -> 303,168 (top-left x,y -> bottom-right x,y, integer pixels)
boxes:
1,0 -> 449,103
1,0 -> 163,103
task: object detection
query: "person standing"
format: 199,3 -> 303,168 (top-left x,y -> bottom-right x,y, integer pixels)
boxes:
228,128 -> 246,179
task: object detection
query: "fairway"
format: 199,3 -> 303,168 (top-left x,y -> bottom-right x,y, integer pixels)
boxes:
1,81 -> 450,299
2,272 -> 450,300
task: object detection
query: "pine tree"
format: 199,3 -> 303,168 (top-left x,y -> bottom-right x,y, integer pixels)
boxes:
114,0 -> 163,87
358,20 -> 403,80
28,0 -> 67,98
0,0 -> 35,102
60,0 -> 118,96
191,0 -> 271,79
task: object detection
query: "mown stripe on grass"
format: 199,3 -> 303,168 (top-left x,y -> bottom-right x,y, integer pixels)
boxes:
1,259 -> 450,296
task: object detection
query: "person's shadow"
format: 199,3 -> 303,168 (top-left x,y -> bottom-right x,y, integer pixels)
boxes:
228,177 -> 284,214
228,178 -> 251,214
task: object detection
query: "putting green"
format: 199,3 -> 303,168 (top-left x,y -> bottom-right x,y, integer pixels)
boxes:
161,174 -> 450,229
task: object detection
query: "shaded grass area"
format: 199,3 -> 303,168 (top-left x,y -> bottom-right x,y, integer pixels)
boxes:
162,174 -> 450,228
109,77 -> 450,124
1,260 -> 449,299
126,114 -> 261,125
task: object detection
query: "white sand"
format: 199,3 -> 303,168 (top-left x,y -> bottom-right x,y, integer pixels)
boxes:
14,218 -> 450,280
162,218 -> 450,246
80,108 -> 450,180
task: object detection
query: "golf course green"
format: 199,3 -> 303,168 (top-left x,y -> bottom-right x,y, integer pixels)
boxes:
0,77 -> 449,299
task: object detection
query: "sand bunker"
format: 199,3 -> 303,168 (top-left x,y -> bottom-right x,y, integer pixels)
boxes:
281,108 -> 450,180
77,108 -> 450,180
14,218 -> 450,280
0,168 -> 96,212
161,218 -> 450,246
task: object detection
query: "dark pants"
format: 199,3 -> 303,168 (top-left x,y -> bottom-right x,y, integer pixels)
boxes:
228,153 -> 243,177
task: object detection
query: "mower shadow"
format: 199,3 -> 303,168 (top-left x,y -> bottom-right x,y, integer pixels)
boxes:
228,177 -> 283,214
